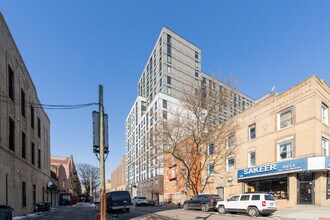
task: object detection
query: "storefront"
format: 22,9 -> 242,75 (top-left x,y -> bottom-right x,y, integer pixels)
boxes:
237,156 -> 330,207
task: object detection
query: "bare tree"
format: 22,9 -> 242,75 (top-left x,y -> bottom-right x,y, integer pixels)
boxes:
77,163 -> 100,196
155,75 -> 237,198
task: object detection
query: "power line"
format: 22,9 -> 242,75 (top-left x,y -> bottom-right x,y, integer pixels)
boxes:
0,94 -> 99,110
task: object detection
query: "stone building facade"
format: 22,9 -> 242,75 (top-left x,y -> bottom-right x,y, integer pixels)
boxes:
0,13 -> 52,216
203,75 -> 330,207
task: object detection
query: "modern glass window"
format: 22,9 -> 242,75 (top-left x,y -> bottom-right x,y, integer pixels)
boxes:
8,65 -> 14,101
167,45 -> 171,56
278,140 -> 293,160
167,65 -> 171,74
322,103 -> 329,125
21,89 -> 26,117
278,108 -> 293,129
9,117 -> 15,152
167,76 -> 171,85
167,34 -> 172,45
227,156 -> 235,171
248,150 -> 256,167
322,137 -> 329,156
208,144 -> 214,155
208,163 -> 214,176
227,134 -> 235,148
195,51 -> 199,60
22,132 -> 26,159
163,99 -> 167,109
195,71 -> 199,78
246,177 -> 288,199
167,55 -> 172,64
249,124 -> 256,140
167,86 -> 171,95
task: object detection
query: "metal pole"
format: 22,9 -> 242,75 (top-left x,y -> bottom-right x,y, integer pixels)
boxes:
99,85 -> 106,219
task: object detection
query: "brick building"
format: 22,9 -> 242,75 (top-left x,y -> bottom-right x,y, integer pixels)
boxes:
110,155 -> 127,191
0,13 -> 53,216
203,75 -> 330,207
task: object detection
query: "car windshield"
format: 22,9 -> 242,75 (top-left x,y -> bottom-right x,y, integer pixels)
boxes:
265,194 -> 275,201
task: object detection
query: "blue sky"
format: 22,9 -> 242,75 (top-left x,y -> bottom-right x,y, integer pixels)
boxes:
1,1 -> 330,180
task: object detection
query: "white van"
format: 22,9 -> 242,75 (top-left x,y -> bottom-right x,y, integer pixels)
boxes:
216,193 -> 277,217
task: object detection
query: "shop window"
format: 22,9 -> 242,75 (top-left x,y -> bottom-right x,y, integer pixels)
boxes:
278,107 -> 293,130
277,140 -> 293,161
327,172 -> 330,199
246,176 -> 288,199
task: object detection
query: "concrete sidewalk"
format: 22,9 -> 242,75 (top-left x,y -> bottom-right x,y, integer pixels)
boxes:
274,206 -> 330,220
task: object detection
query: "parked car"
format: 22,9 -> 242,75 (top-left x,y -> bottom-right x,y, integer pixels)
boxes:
132,197 -> 148,206
106,191 -> 133,212
147,199 -> 157,206
217,193 -> 277,217
183,194 -> 222,212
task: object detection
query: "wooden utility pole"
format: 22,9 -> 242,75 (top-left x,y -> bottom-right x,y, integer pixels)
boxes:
99,85 -> 106,219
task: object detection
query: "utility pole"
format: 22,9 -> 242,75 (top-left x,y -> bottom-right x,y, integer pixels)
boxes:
99,85 -> 106,220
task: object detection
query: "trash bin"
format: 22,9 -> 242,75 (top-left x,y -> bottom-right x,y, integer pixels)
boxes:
43,202 -> 51,211
0,205 -> 13,220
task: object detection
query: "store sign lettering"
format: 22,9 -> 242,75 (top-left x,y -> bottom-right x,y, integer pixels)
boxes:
243,164 -> 276,175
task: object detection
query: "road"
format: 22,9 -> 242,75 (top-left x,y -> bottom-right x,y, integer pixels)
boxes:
14,203 -> 277,220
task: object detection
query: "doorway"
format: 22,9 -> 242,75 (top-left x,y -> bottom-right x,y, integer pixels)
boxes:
298,173 -> 314,204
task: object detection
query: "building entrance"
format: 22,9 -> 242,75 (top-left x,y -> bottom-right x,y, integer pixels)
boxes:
216,187 -> 224,200
298,173 -> 314,204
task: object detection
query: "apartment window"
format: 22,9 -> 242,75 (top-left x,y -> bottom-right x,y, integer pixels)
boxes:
195,51 -> 198,60
9,117 -> 15,152
38,149 -> 41,169
208,144 -> 214,155
163,99 -> 167,109
278,107 -> 293,129
31,142 -> 35,165
159,78 -> 162,87
227,134 -> 235,148
167,55 -> 172,64
165,181 -> 168,190
33,184 -> 36,205
167,34 -> 172,45
167,86 -> 171,95
163,111 -> 167,120
195,71 -> 199,78
167,65 -> 171,74
202,77 -> 206,84
208,163 -> 214,176
159,61 -> 162,73
249,124 -> 256,140
22,132 -> 26,159
8,65 -> 14,101
167,76 -> 171,85
21,89 -> 26,117
22,182 -> 26,207
248,150 -> 256,167
227,156 -> 235,171
31,106 -> 35,129
322,103 -> 329,125
38,118 -> 41,138
159,46 -> 162,56
195,61 -> 199,68
322,137 -> 329,156
167,45 -> 171,56
278,140 -> 293,161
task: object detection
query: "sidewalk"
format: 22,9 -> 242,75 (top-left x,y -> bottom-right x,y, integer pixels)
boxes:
274,206 -> 330,220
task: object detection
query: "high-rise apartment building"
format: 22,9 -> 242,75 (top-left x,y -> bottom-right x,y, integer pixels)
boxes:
126,27 -> 254,201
